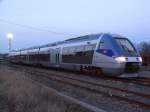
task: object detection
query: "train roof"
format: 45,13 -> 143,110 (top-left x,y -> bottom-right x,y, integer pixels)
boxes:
111,34 -> 126,38
64,34 -> 101,42
18,33 -> 102,51
11,33 -> 126,52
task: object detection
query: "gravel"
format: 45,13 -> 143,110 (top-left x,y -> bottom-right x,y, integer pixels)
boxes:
4,64 -> 150,112
25,69 -> 150,112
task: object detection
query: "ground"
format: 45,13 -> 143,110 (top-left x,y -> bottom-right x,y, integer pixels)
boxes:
0,63 -> 150,112
0,64 -> 94,112
0,81 -> 9,112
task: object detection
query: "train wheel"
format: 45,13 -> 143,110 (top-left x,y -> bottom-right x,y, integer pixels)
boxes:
95,68 -> 103,77
88,67 -> 103,76
80,65 -> 84,73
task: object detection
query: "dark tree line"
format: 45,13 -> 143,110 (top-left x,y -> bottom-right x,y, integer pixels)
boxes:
138,42 -> 150,66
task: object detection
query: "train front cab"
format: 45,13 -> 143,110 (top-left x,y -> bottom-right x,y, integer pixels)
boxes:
93,34 -> 142,77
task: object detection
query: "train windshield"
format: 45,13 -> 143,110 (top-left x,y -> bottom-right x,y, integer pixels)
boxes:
115,38 -> 138,56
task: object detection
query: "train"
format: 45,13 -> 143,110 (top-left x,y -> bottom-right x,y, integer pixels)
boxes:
9,33 -> 142,77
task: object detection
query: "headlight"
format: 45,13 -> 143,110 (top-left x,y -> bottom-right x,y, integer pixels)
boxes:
139,57 -> 142,62
115,57 -> 126,62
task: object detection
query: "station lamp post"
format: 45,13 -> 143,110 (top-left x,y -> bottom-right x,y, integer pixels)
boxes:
6,32 -> 14,52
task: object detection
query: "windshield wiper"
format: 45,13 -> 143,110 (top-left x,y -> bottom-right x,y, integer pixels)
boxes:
121,45 -> 132,53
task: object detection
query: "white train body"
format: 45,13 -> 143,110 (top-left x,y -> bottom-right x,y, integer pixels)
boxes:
9,33 -> 142,77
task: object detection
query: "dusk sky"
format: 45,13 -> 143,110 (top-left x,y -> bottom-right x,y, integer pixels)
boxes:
0,0 -> 150,53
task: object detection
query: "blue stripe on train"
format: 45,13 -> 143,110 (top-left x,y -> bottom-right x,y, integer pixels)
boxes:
96,49 -> 114,57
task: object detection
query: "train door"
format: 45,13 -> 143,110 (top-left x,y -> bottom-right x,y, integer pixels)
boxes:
26,52 -> 30,64
50,48 -> 60,64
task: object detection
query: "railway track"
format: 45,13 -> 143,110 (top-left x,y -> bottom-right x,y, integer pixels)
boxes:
134,78 -> 150,85
141,66 -> 150,71
8,63 -> 150,88
7,64 -> 150,109
7,63 -> 150,87
100,76 -> 150,88
0,58 -> 6,63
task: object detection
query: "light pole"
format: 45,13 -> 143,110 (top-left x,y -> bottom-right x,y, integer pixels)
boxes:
6,32 -> 14,52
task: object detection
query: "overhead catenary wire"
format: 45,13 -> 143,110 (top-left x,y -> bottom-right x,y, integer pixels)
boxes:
0,18 -> 75,36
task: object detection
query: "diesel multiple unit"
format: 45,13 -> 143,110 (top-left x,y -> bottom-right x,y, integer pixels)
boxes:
9,33 -> 142,77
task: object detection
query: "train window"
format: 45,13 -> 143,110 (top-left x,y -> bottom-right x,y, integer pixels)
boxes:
29,54 -> 39,62
115,38 -> 137,56
62,44 -> 95,64
38,54 -> 50,61
115,38 -> 135,52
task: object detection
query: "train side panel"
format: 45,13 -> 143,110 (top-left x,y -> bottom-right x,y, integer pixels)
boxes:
60,39 -> 98,71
